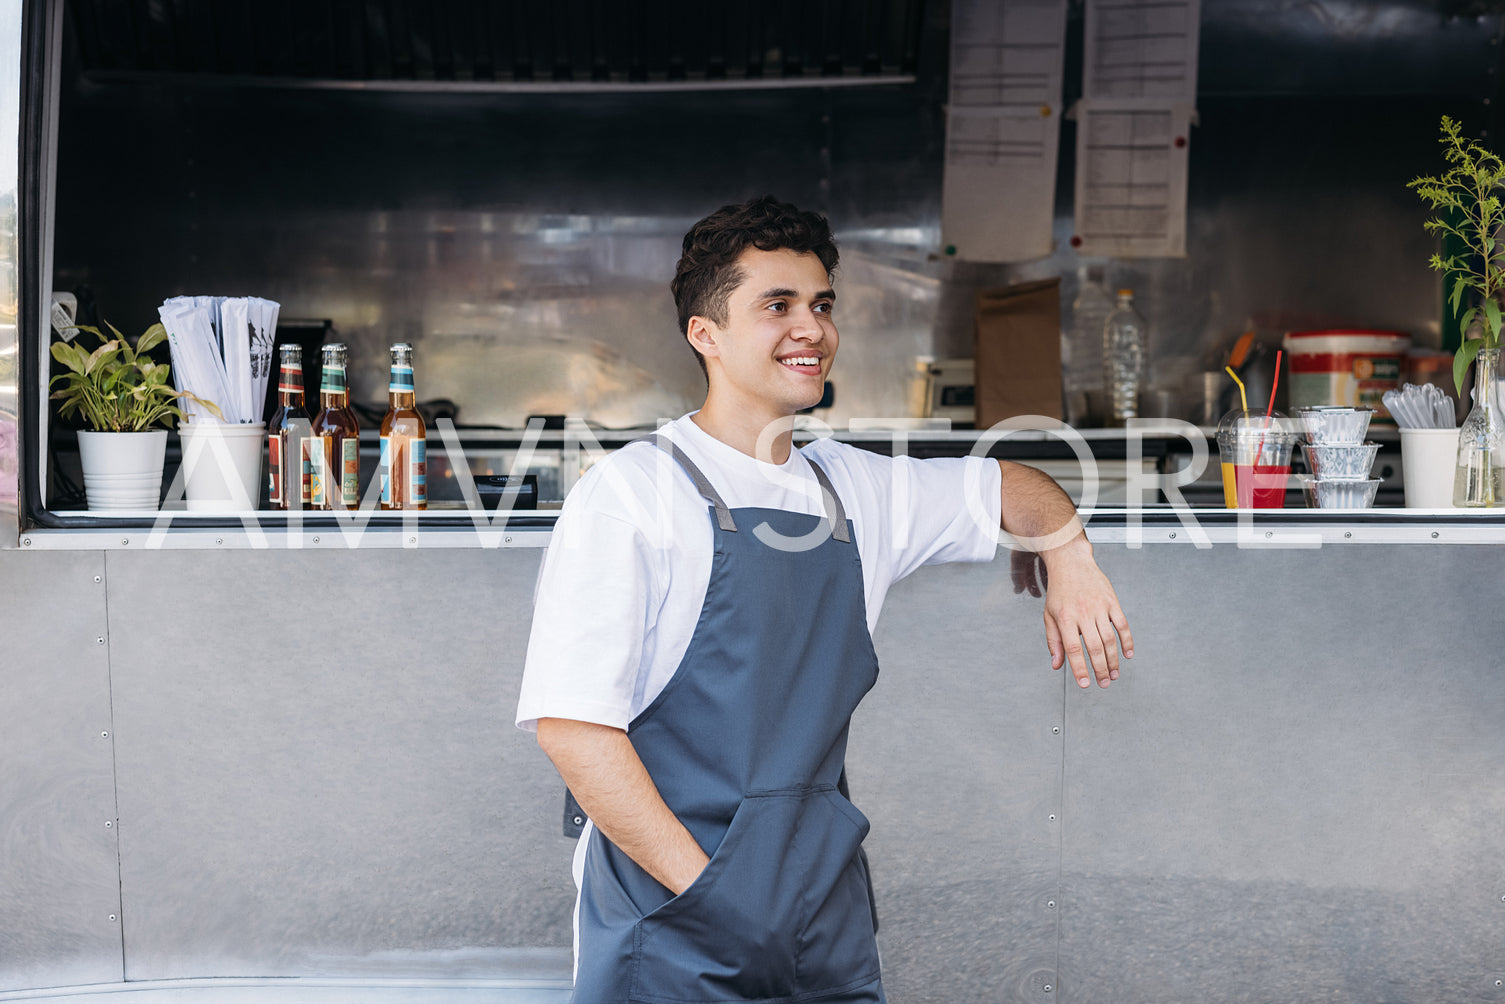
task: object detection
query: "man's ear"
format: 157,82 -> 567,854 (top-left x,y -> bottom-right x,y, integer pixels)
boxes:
686,315 -> 720,362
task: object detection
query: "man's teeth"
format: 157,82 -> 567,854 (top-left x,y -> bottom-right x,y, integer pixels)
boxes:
782,357 -> 819,366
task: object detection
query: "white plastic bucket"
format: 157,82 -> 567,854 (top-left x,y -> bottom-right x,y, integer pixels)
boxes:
179,422 -> 265,511
1282,330 -> 1410,422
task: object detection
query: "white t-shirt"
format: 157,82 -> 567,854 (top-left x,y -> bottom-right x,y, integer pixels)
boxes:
515,414 -> 1003,732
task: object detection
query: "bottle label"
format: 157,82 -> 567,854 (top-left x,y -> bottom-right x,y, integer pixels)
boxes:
341,438 -> 360,507
279,363 -> 305,396
268,435 -> 283,506
379,436 -> 392,505
389,365 -> 415,394
299,437 -> 313,505
411,438 -> 427,506
310,436 -> 332,507
321,364 -> 346,395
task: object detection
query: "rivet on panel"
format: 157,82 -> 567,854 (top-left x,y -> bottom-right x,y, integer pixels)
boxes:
1052,726 -> 1060,734
216,538 -> 223,545
101,731 -> 109,739
1432,531 -> 1440,539
1344,531 -> 1352,539
312,536 -> 321,544
506,536 -> 513,544
120,538 -> 129,546
409,537 -> 417,544
1047,900 -> 1056,909
109,914 -> 117,922
1043,985 -> 1053,993
104,820 -> 112,828
1048,814 -> 1057,822
22,537 -> 30,546
96,637 -> 105,645
1265,531 -> 1273,539
1168,531 -> 1176,539
94,575 -> 101,583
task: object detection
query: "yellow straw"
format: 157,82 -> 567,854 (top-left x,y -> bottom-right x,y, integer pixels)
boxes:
1225,365 -> 1249,413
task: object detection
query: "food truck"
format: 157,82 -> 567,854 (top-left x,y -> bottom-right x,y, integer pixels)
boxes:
2,1 -> 1502,1000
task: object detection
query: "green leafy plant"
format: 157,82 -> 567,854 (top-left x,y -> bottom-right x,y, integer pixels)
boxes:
50,321 -> 222,432
1408,115 -> 1505,393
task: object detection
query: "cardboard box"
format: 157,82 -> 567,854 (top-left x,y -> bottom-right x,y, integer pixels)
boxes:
974,277 -> 1063,428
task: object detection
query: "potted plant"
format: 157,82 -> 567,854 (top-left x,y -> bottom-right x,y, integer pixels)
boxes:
50,320 -> 221,510
1409,116 -> 1505,506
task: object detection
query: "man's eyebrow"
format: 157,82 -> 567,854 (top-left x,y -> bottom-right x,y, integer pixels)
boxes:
753,287 -> 837,301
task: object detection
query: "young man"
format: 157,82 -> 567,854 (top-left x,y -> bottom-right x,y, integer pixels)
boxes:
516,196 -> 1131,1002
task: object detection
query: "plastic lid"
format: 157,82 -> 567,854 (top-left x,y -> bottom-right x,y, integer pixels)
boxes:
1117,288 -> 1134,296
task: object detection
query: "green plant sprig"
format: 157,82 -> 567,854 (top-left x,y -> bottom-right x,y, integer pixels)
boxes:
1408,115 -> 1505,393
50,321 -> 223,432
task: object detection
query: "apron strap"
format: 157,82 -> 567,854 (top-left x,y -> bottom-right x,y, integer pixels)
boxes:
646,433 -> 852,543
648,434 -> 738,532
805,460 -> 851,544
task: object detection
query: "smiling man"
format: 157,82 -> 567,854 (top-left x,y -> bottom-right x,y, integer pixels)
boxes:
516,195 -> 1132,1002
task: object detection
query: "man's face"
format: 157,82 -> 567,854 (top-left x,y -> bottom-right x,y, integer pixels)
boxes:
692,248 -> 838,420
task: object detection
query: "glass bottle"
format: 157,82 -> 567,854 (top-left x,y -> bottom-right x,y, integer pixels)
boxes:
1453,346 -> 1505,506
266,343 -> 312,510
1102,288 -> 1147,427
379,342 -> 427,510
1064,265 -> 1111,426
310,342 -> 361,510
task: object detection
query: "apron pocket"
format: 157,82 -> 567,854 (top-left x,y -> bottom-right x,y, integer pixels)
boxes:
629,787 -> 878,1004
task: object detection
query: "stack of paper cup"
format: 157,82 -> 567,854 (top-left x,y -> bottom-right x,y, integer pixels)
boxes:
1399,428 -> 1458,508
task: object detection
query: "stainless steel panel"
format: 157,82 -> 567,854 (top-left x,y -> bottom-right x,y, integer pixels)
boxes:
103,547 -> 572,981
0,549 -> 123,990
859,561 -> 1065,1002
0,0 -> 21,543
1059,543 -> 1505,1003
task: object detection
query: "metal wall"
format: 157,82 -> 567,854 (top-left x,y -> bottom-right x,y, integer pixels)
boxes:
3,536 -> 1503,1001
40,1 -> 1505,443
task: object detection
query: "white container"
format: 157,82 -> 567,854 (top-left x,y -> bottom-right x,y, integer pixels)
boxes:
78,429 -> 167,510
1282,330 -> 1410,421
1400,427 -> 1460,509
178,422 -> 265,511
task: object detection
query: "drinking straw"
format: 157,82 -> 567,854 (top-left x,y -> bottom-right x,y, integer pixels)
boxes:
1256,349 -> 1284,464
1264,350 -> 1283,422
1224,366 -> 1248,412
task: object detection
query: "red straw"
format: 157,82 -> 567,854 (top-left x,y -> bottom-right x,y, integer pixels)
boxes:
1265,350 -> 1282,421
1256,350 -> 1284,464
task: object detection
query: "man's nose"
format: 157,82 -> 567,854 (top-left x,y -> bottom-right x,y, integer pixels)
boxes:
789,307 -> 824,339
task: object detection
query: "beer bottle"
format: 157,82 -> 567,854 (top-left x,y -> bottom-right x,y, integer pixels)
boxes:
266,344 -> 312,509
310,342 -> 361,510
379,342 -> 427,510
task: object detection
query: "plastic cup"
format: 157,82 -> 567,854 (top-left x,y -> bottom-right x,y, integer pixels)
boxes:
1216,410 -> 1299,508
1399,427 -> 1459,508
178,422 -> 266,511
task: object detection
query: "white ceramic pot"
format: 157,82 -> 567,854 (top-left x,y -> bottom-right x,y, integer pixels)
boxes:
78,429 -> 168,510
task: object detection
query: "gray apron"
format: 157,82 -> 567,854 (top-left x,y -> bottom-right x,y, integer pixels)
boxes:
572,439 -> 886,1003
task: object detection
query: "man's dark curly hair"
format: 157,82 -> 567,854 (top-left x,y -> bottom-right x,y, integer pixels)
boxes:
671,196 -> 839,374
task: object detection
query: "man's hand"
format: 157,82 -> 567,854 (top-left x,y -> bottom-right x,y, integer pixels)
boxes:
536,718 -> 709,895
999,461 -> 1133,689
1039,535 -> 1133,689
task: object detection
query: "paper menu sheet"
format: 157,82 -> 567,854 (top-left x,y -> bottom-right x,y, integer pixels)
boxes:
1072,0 -> 1200,258
941,0 -> 1067,263
1072,104 -> 1192,257
949,0 -> 1066,106
1084,0 -> 1200,102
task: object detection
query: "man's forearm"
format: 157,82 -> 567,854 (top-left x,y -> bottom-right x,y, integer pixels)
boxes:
997,459 -> 1084,554
536,717 -> 709,896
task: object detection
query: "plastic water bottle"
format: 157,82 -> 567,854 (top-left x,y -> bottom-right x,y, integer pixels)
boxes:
1103,288 -> 1147,426
1063,265 -> 1112,425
